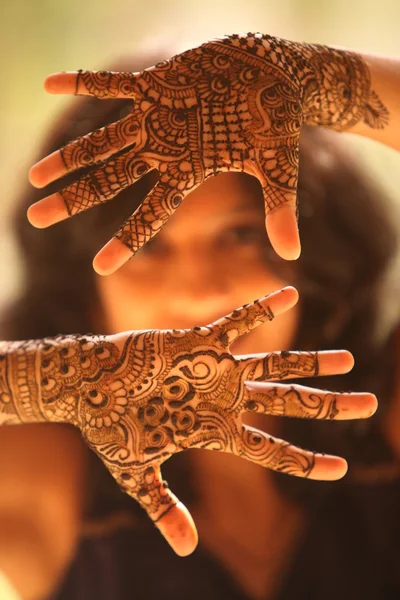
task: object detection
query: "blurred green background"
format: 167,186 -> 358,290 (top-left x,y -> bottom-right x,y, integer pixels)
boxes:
0,0 -> 399,309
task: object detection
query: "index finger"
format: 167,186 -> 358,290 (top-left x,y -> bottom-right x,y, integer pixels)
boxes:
211,286 -> 299,347
44,70 -> 140,98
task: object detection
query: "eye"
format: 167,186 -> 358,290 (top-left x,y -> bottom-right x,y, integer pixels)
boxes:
138,235 -> 169,257
220,223 -> 266,247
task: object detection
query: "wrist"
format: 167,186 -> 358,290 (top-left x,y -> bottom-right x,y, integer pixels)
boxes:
0,337 -> 85,427
216,34 -> 379,133
300,43 -> 384,131
0,341 -> 39,426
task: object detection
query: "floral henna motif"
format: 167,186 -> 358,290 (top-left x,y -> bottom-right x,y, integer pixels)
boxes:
49,33 -> 388,257
0,290 -> 375,527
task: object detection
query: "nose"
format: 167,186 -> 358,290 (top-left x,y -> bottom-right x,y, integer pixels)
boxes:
163,251 -> 234,328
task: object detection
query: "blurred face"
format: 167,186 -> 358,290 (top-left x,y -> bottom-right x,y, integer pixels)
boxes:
96,172 -> 299,355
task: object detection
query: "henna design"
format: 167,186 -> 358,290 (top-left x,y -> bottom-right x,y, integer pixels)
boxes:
47,33 -> 388,256
250,349 -> 319,380
0,293 -> 374,527
363,90 -> 390,129
300,44 -> 389,130
76,70 -> 137,98
244,383 -> 340,420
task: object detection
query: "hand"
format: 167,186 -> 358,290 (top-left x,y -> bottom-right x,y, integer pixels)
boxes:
28,34 -> 387,274
2,287 -> 377,555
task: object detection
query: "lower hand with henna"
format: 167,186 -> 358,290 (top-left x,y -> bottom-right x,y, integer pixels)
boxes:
0,287 -> 377,555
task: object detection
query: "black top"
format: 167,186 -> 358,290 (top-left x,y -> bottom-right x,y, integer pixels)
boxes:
52,477 -> 400,600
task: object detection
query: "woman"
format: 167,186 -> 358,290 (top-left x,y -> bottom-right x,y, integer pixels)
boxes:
1,48 -> 400,600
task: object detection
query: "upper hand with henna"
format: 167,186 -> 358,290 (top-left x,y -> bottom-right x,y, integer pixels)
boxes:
0,287 -> 378,555
27,33 -> 389,274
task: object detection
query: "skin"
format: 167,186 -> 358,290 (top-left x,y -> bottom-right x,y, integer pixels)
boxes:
93,171 -> 367,598
95,172 -> 300,594
95,171 -> 300,574
0,170 -> 378,600
6,29 -> 400,597
0,166 -> 379,597
96,172 -> 298,345
27,33 -> 393,274
1,283 -> 370,553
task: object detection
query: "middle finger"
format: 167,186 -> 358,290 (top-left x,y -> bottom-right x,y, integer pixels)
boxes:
235,349 -> 354,381
242,381 -> 378,420
29,112 -> 141,189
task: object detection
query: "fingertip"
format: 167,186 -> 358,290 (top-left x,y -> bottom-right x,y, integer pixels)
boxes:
266,205 -> 301,261
281,285 -> 299,305
289,243 -> 301,261
337,458 -> 348,479
92,255 -> 115,276
317,350 -> 355,376
29,152 -> 66,188
173,527 -> 199,557
369,394 -> 379,416
311,455 -> 348,481
28,164 -> 46,188
157,503 -> 198,557
27,204 -> 45,228
344,351 -> 355,372
360,393 -> 378,418
27,194 -> 67,228
258,286 -> 299,317
44,73 -> 66,94
44,73 -> 59,93
44,72 -> 78,94
93,238 -> 133,276
355,393 -> 378,418
332,391 -> 379,421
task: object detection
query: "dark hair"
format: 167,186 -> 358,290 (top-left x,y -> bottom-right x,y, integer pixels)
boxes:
1,54 -> 398,518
